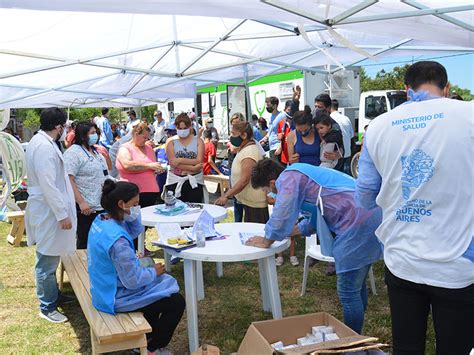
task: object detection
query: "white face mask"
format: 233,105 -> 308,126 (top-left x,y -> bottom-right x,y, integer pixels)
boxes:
177,128 -> 190,138
124,205 -> 141,222
57,126 -> 66,141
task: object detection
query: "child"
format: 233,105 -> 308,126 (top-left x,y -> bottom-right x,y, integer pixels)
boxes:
203,129 -> 223,175
315,114 -> 344,171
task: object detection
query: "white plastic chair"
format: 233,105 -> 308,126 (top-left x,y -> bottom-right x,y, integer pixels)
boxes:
300,234 -> 377,296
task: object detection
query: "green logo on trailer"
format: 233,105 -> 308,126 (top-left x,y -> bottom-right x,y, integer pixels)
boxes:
254,90 -> 267,117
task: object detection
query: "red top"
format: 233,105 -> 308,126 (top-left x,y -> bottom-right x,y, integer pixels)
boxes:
65,130 -> 75,145
277,119 -> 291,164
116,142 -> 159,193
203,141 -> 217,175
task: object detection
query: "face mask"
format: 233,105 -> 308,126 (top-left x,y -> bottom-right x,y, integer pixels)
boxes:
267,192 -> 277,200
301,127 -> 312,137
230,135 -> 243,147
407,88 -> 439,102
124,205 -> 141,222
177,128 -> 190,138
207,123 -> 214,128
57,126 -> 66,141
266,106 -> 273,114
88,133 -> 98,146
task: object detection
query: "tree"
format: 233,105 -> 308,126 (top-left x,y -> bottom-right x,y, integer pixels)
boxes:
361,65 -> 473,100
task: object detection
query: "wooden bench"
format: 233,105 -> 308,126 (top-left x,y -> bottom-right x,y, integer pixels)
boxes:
203,175 -> 230,197
60,250 -> 151,354
6,210 -> 25,246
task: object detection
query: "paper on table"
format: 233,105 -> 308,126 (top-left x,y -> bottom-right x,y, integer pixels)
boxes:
156,223 -> 186,244
239,232 -> 262,245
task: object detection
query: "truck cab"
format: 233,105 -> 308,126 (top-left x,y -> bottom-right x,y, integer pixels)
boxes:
357,90 -> 407,141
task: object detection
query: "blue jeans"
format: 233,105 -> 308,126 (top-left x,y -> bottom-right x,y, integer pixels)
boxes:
35,251 -> 61,313
336,264 -> 370,334
234,199 -> 244,223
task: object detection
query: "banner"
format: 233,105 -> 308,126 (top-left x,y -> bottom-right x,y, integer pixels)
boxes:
0,108 -> 10,131
0,132 -> 26,208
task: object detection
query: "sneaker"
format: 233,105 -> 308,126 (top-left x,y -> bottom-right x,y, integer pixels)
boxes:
39,310 -> 68,323
325,262 -> 336,276
58,293 -> 76,305
275,256 -> 284,266
290,256 -> 299,266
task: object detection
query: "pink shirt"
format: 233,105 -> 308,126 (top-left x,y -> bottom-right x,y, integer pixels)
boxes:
116,142 -> 159,193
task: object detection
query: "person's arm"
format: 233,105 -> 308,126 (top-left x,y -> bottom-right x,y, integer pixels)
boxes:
215,157 -> 255,205
246,172 -> 311,247
103,120 -> 114,147
109,238 -> 159,290
117,145 -> 161,172
286,130 -> 300,164
68,175 -> 92,215
355,135 -> 381,210
207,145 -> 223,175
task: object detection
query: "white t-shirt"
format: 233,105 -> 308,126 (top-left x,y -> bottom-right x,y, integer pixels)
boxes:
365,98 -> 474,289
330,111 -> 353,158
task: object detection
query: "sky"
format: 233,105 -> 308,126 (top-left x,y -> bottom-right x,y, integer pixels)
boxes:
360,53 -> 474,92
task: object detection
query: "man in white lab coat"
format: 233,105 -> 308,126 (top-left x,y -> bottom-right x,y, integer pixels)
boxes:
26,108 -> 77,323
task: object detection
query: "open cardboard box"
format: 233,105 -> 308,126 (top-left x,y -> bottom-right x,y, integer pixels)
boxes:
238,312 -> 379,355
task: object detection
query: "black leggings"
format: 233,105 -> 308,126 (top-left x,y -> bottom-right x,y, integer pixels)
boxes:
166,181 -> 204,203
76,206 -> 103,249
385,267 -> 474,355
136,293 -> 186,351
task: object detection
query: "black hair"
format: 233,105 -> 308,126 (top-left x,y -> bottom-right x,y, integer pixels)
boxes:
314,93 -> 332,108
102,107 -> 109,115
73,122 -> 95,148
314,112 -> 333,127
265,96 -> 279,106
101,180 -> 139,220
251,114 -> 258,121
285,100 -> 292,109
331,99 -> 339,110
258,117 -> 268,130
293,106 -> 313,126
251,159 -> 286,189
404,61 -> 447,90
39,108 -> 67,131
203,129 -> 212,140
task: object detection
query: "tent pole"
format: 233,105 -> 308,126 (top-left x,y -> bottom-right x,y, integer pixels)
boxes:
243,64 -> 252,121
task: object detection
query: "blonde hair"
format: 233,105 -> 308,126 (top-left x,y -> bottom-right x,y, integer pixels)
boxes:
132,122 -> 151,135
230,112 -> 245,125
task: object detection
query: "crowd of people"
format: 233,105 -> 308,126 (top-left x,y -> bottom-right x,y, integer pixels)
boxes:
21,60 -> 473,355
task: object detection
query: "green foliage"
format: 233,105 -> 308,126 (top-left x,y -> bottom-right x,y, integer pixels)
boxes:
360,65 -> 409,93
450,84 -> 473,101
140,105 -> 158,124
17,108 -> 41,129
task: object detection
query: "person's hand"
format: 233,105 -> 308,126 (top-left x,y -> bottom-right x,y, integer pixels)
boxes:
145,140 -> 155,148
195,163 -> 203,171
154,263 -> 166,276
277,132 -> 284,141
59,217 -> 72,230
245,236 -> 274,248
275,146 -> 282,156
148,162 -> 166,173
259,137 -> 267,145
79,201 -> 92,216
215,196 -> 228,206
289,153 -> 300,164
324,151 -> 341,160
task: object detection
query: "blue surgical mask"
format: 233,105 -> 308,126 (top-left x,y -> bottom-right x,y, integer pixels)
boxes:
267,192 -> 277,199
407,88 -> 439,102
88,133 -> 98,146
124,205 -> 141,222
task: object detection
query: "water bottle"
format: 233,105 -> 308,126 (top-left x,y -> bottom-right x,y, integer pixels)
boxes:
165,191 -> 176,208
195,225 -> 206,248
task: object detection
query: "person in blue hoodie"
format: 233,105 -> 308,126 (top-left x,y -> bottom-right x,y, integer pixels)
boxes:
88,180 -> 185,354
246,159 -> 382,334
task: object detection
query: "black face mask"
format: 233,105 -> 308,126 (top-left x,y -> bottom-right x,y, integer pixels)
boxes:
266,106 -> 273,114
230,135 -> 243,147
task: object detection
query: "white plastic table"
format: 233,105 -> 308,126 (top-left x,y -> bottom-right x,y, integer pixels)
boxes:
140,203 -> 228,299
165,222 -> 289,352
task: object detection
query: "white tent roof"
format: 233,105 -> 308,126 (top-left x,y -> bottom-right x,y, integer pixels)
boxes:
0,0 -> 472,108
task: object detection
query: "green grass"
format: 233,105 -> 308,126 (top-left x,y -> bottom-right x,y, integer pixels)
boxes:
0,219 -> 436,354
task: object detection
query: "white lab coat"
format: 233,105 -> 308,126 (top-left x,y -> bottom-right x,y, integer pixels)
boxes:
25,131 -> 77,256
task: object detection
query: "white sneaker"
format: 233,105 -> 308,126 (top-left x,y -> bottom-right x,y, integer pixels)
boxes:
290,256 -> 299,266
275,256 -> 284,266
39,310 -> 68,323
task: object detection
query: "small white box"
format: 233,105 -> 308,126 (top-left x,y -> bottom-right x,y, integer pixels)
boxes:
312,325 -> 327,334
324,333 -> 340,341
271,341 -> 284,350
320,326 -> 335,334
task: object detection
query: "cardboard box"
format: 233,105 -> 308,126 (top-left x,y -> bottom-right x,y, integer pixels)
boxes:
238,312 -> 377,355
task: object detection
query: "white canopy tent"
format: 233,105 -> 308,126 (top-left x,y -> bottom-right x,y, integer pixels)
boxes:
0,0 -> 472,108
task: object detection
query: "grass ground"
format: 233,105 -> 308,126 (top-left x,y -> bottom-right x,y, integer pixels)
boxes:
0,217 -> 437,354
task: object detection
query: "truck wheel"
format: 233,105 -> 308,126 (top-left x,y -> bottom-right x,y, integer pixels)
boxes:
351,152 -> 361,178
